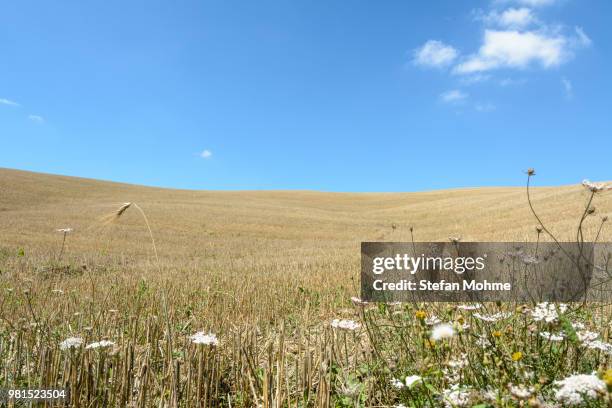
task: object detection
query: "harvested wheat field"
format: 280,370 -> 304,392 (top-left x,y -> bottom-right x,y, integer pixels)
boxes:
0,167 -> 611,407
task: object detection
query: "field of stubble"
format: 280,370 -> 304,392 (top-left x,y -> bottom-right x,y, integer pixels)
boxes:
0,167 -> 611,407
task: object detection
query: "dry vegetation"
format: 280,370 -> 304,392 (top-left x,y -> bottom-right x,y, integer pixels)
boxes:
0,167 -> 611,407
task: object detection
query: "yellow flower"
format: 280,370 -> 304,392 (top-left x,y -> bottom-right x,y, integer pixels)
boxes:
512,351 -> 523,361
492,330 -> 502,338
415,310 -> 426,319
603,369 -> 612,387
456,315 -> 465,324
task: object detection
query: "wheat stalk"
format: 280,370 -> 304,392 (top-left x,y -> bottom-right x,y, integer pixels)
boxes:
103,202 -> 159,263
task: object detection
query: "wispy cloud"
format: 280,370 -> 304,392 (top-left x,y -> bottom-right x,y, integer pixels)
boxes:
440,89 -> 468,103
499,77 -> 527,86
28,114 -> 44,123
0,98 -> 20,107
475,102 -> 496,112
459,74 -> 491,85
413,40 -> 459,68
561,77 -> 573,99
574,26 -> 592,47
200,149 -> 213,159
495,0 -> 558,7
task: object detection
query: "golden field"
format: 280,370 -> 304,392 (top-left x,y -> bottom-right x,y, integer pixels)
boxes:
0,167 -> 611,407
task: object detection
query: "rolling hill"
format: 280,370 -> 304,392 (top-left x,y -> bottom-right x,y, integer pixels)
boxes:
1,167 -> 609,263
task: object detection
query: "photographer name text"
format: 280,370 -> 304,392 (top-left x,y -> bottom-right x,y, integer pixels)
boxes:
372,279 -> 512,292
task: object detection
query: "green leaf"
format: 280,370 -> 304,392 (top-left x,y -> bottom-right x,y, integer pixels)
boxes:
424,383 -> 438,394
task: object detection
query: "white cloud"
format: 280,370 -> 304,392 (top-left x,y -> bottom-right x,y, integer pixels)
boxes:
200,149 -> 213,159
413,1 -> 589,104
495,0 -> 557,7
500,8 -> 534,27
454,30 -> 567,74
0,98 -> 20,107
561,77 -> 572,99
413,40 -> 459,68
515,0 -> 556,6
28,114 -> 44,123
440,89 -> 468,103
482,7 -> 537,28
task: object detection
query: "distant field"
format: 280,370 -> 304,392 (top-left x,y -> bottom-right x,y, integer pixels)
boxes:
2,166 -> 608,320
0,167 -> 610,407
2,167 -> 609,253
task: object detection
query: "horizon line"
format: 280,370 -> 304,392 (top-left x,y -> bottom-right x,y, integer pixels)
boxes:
0,166 -> 584,194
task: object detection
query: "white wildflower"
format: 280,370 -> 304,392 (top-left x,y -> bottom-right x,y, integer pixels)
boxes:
476,336 -> 491,348
391,375 -> 422,390
425,315 -> 442,325
51,289 -> 64,294
531,302 -> 566,323
482,389 -> 499,402
457,304 -> 482,311
390,378 -> 405,389
442,384 -> 471,407
350,297 -> 368,306
583,340 -> 612,354
554,373 -> 607,405
582,179 -> 611,193
405,375 -> 422,388
571,322 -> 586,330
447,354 -> 468,369
431,323 -> 455,341
56,228 -> 73,233
540,331 -> 565,341
509,384 -> 534,400
577,330 -> 599,343
473,312 -> 512,322
190,332 -> 219,346
60,337 -> 83,350
331,319 -> 360,331
86,340 -> 115,349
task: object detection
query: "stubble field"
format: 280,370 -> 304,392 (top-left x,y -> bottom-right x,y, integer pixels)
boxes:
0,167 -> 611,407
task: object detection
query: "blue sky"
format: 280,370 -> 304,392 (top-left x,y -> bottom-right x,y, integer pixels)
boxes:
0,0 -> 610,191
